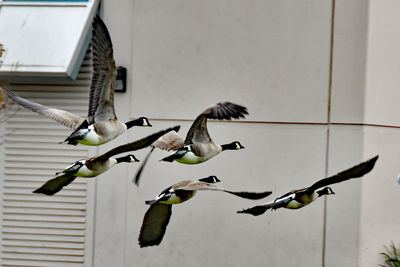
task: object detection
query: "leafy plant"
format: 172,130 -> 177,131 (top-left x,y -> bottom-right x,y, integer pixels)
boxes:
380,242 -> 400,267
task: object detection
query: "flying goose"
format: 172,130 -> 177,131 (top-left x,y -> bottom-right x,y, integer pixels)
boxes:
237,155 -> 378,215
138,175 -> 272,247
2,15 -> 151,146
133,101 -> 247,185
33,125 -> 179,195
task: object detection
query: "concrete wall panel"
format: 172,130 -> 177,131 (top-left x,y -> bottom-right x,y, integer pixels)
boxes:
330,0 -> 369,124
130,0 -> 332,123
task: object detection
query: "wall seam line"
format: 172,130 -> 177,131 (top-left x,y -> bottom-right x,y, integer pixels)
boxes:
144,118 -> 400,129
323,0 -> 336,266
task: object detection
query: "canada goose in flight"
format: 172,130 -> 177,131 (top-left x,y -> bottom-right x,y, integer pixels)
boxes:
237,155 -> 378,216
138,175 -> 272,247
133,101 -> 247,185
2,15 -> 151,146
33,125 -> 179,195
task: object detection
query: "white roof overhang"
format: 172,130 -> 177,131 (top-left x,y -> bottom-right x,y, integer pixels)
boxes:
0,0 -> 99,80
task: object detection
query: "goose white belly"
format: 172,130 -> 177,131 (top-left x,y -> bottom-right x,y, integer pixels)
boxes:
175,144 -> 222,164
77,128 -> 106,146
284,192 -> 318,209
75,159 -> 117,177
175,151 -> 204,164
77,122 -> 127,146
285,199 -> 305,209
75,165 -> 97,177
159,191 -> 197,204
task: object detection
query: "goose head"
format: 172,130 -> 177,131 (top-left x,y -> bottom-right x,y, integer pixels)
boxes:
221,141 -> 245,151
198,175 -> 221,184
125,117 -> 152,129
317,187 -> 335,197
138,117 -> 152,127
116,154 -> 140,163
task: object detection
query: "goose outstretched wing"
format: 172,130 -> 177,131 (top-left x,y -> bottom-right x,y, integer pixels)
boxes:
185,102 -> 248,144
33,174 -> 77,196
3,86 -> 84,129
138,203 -> 172,248
174,180 -> 272,200
306,155 -> 379,194
93,125 -> 180,162
88,15 -> 117,124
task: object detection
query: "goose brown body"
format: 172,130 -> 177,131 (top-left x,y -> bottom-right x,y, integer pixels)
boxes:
2,16 -> 151,146
138,176 -> 272,247
133,102 -> 247,184
238,155 -> 379,215
33,126 -> 179,195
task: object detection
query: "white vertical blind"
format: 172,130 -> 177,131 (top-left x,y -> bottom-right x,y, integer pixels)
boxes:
1,52 -> 94,266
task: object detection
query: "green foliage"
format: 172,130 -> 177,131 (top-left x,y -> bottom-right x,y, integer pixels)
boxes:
380,242 -> 400,267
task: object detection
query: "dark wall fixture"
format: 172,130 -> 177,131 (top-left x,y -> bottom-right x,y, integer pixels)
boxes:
115,66 -> 127,93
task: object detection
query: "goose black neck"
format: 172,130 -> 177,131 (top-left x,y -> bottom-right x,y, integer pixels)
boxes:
221,143 -> 236,151
125,118 -> 143,129
316,188 -> 329,197
116,155 -> 131,163
198,175 -> 221,184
